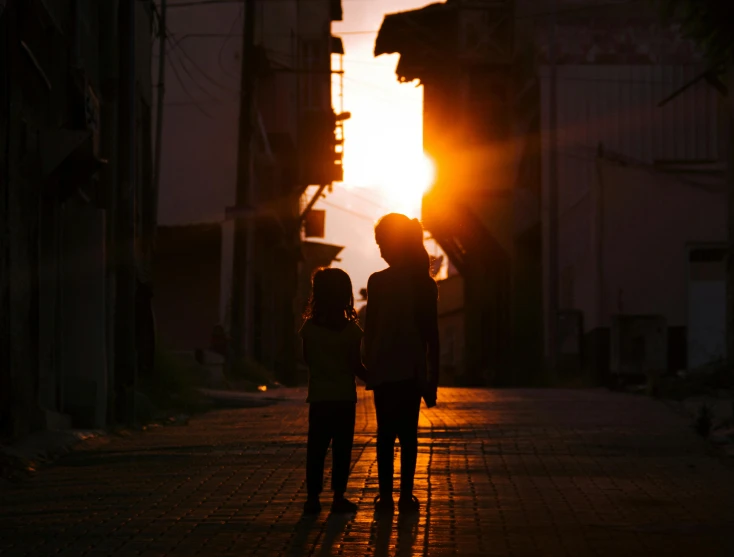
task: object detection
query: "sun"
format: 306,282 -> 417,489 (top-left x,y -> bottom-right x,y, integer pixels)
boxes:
377,152 -> 436,218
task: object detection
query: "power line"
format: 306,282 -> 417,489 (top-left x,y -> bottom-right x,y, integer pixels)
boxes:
218,5 -> 243,80
166,0 -> 373,7
319,200 -> 378,223
166,33 -> 239,92
342,188 -> 388,211
166,47 -> 215,118
167,43 -> 219,99
336,30 -> 379,35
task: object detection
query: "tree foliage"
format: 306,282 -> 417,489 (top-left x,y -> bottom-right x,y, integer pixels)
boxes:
662,0 -> 734,67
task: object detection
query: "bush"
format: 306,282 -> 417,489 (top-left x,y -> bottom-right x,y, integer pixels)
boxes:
139,347 -> 210,415
227,358 -> 279,391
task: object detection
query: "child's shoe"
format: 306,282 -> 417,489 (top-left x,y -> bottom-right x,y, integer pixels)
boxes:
398,495 -> 420,513
331,496 -> 358,514
303,497 -> 322,515
373,495 -> 395,515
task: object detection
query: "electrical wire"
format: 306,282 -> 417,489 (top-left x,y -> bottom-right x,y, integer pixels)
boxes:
342,188 -> 388,211
166,33 -> 239,93
166,0 -> 374,6
319,200 -> 378,223
217,5 -> 243,80
167,44 -> 220,99
166,48 -> 215,118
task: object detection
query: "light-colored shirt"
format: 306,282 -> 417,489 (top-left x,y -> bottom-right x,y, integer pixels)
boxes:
300,319 -> 363,403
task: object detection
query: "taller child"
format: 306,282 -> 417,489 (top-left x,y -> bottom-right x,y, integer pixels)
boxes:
363,213 -> 440,514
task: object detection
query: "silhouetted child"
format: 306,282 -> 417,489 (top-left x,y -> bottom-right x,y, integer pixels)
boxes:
363,214 -> 439,515
300,267 -> 367,515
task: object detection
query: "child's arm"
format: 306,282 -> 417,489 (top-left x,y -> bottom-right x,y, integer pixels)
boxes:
349,337 -> 369,383
362,275 -> 377,365
418,281 -> 440,407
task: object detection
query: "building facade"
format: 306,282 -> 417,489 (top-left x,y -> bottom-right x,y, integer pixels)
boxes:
155,0 -> 346,382
1,1 -> 155,440
533,2 -> 728,380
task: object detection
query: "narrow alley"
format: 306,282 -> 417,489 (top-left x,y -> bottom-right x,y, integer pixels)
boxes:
2,389 -> 734,557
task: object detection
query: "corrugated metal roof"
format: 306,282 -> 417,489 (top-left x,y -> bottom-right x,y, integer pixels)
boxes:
541,65 -> 720,164
540,64 -> 722,219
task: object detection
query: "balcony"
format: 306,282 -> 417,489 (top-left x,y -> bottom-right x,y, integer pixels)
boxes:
298,110 -> 343,188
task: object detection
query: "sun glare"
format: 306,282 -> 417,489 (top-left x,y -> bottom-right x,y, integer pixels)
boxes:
374,152 -> 435,218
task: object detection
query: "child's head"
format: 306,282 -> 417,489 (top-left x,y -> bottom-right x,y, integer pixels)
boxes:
374,213 -> 430,276
304,267 -> 358,326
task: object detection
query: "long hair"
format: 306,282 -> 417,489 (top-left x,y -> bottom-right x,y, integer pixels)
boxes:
374,213 -> 432,282
303,267 -> 359,329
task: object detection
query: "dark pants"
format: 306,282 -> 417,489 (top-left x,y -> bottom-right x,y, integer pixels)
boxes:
306,401 -> 356,498
373,379 -> 422,499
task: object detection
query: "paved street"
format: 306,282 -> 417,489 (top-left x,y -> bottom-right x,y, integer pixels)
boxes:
2,388 -> 734,557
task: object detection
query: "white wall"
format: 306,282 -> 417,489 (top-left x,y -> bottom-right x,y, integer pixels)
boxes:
595,161 -> 726,329
540,64 -> 724,353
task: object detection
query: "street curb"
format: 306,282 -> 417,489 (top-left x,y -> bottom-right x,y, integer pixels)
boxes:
0,430 -> 105,486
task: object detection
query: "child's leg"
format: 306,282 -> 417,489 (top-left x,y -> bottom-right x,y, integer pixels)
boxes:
330,401 -> 356,498
306,403 -> 332,499
373,387 -> 399,500
395,385 -> 422,500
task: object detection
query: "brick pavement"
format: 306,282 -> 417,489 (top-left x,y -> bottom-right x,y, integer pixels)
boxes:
2,388 -> 734,556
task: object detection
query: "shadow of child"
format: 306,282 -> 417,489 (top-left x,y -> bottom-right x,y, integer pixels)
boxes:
317,514 -> 351,556
395,513 -> 419,557
285,515 -> 320,557
370,512 -> 394,557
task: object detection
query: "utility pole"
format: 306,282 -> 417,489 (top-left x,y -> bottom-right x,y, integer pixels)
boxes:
99,0 -> 120,425
153,0 -> 166,233
547,0 -> 560,385
115,0 -> 137,425
727,65 -> 734,384
228,0 -> 257,373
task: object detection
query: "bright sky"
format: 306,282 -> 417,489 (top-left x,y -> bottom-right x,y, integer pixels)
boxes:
309,0 -> 443,299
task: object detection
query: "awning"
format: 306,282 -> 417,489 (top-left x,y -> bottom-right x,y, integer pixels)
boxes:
374,2 -> 457,82
301,241 -> 344,268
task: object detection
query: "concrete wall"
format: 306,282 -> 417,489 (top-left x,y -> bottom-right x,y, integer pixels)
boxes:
437,274 -> 465,383
559,157 -> 726,374
539,64 -> 723,357
595,161 -> 725,329
58,202 -> 108,428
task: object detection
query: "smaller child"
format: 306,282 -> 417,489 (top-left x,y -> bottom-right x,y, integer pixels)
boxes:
300,267 -> 367,515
